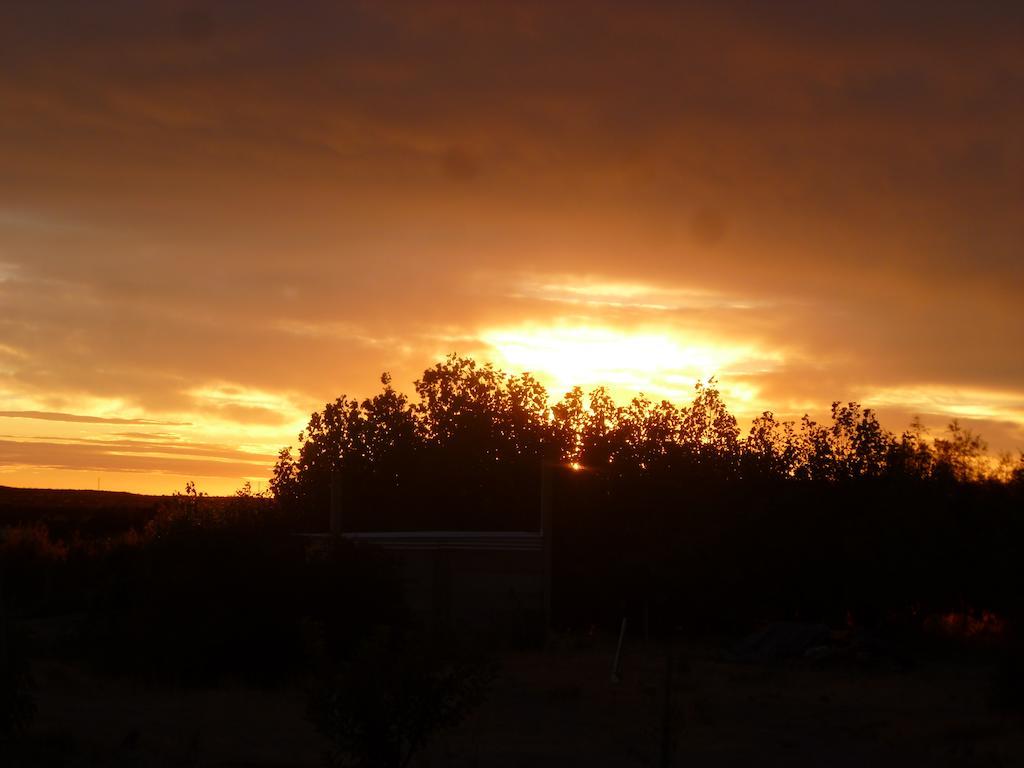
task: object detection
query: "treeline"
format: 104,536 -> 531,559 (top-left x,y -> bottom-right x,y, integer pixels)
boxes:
0,486 -> 166,538
2,355 -> 1022,741
270,355 -> 1024,631
1,482 -> 494,759
1,485 -> 397,687
272,354 -> 1021,524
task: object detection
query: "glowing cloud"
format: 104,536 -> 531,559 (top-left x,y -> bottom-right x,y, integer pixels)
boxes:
480,323 -> 781,406
507,275 -> 764,312
864,386 -> 1024,428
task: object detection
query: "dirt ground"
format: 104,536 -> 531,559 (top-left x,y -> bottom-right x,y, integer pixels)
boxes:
431,636 -> 1024,768
6,633 -> 1023,767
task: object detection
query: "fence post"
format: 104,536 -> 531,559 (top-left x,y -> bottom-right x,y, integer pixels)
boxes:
660,634 -> 674,768
540,460 -> 553,635
329,468 -> 342,535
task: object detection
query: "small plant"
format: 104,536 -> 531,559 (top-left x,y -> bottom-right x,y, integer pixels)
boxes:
307,631 -> 493,768
1,623 -> 35,738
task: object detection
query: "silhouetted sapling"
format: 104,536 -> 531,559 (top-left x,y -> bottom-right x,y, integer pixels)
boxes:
307,631 -> 493,768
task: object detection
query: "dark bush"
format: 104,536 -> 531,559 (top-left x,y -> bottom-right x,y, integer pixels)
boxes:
79,492 -> 401,686
307,629 -> 493,768
0,624 -> 35,738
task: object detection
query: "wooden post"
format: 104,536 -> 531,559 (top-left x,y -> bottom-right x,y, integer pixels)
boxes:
329,468 -> 342,535
610,617 -> 627,684
660,634 -> 675,768
0,565 -> 8,691
644,599 -> 650,645
540,459 -> 553,634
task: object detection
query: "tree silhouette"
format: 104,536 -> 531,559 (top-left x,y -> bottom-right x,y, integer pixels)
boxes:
269,351 -> 1020,631
273,355 -> 1019,523
934,419 -> 988,482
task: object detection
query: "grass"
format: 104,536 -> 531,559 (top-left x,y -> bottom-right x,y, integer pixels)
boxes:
6,628 -> 1023,767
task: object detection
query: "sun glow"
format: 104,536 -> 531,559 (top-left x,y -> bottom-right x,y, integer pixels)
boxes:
480,323 -> 780,407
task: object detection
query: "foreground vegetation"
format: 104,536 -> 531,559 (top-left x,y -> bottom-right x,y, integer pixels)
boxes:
2,355 -> 1022,762
0,486 -> 487,764
271,355 -> 1024,629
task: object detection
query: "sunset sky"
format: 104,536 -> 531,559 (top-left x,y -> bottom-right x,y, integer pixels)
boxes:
1,2 -> 1022,494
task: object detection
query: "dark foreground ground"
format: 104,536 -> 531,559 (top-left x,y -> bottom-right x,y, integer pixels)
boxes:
5,628 -> 1021,768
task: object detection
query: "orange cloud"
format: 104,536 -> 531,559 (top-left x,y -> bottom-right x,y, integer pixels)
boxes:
0,2 -> 1021,491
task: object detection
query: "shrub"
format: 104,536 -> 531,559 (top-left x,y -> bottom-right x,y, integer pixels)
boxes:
0,624 -> 35,738
307,630 -> 494,768
83,495 -> 401,686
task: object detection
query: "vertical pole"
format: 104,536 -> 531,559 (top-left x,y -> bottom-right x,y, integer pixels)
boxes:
644,599 -> 650,645
329,468 -> 342,535
610,616 -> 627,684
540,460 -> 552,635
0,565 -> 8,693
660,635 -> 674,768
